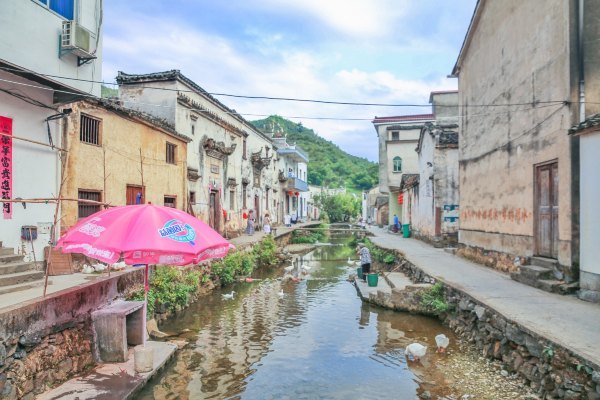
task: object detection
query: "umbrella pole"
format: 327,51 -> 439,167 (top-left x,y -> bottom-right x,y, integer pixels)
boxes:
143,264 -> 149,346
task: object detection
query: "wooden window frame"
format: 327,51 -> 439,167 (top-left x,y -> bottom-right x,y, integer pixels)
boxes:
164,195 -> 177,208
166,142 -> 177,165
77,189 -> 102,219
79,114 -> 102,146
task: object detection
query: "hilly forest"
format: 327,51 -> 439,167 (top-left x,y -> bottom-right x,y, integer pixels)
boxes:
251,116 -> 378,192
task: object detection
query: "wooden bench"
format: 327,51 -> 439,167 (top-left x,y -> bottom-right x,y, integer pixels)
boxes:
91,300 -> 145,362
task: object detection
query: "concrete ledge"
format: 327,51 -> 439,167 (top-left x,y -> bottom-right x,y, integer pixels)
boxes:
37,341 -> 177,400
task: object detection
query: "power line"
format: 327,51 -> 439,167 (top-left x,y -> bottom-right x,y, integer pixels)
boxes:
0,75 -> 571,125
0,65 -> 584,108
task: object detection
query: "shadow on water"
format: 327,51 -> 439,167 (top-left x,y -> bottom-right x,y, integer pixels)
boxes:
135,234 -> 458,400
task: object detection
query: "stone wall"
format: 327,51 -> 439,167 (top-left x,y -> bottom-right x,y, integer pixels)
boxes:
382,247 -> 600,400
0,269 -> 143,399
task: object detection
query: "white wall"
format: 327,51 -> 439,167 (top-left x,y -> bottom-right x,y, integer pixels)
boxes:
0,71 -> 61,261
580,130 -> 600,283
0,0 -> 103,96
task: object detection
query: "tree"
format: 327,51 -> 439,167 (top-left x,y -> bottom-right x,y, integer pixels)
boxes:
315,192 -> 361,223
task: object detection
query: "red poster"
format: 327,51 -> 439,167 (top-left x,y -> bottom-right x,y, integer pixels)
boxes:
0,116 -> 12,219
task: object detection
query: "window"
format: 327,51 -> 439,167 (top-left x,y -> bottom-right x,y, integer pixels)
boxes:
166,142 -> 176,164
391,131 -> 399,140
78,190 -> 101,219
164,196 -> 176,208
36,0 -> 74,20
191,124 -> 195,136
189,191 -> 196,205
80,114 -> 101,145
243,139 -> 247,160
242,184 -> 247,208
253,168 -> 261,186
393,156 -> 402,172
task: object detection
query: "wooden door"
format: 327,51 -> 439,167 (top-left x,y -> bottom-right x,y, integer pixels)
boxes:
254,195 -> 260,224
209,191 -> 220,231
535,162 -> 559,258
126,185 -> 144,205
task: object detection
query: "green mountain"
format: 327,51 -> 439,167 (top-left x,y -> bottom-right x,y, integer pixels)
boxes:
251,115 -> 378,191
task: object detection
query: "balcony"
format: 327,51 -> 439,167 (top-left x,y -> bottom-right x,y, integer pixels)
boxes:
277,146 -> 309,163
287,177 -> 308,192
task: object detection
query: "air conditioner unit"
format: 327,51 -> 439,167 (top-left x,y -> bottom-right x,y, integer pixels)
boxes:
61,20 -> 94,58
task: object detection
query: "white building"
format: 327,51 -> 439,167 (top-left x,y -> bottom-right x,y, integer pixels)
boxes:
117,70 -> 281,236
373,114 -> 434,226
0,0 -> 103,262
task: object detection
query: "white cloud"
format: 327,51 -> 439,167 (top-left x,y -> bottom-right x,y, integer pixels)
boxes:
244,0 -> 409,39
102,13 -> 457,162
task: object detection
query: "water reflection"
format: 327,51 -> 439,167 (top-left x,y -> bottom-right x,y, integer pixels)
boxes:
136,236 -> 457,400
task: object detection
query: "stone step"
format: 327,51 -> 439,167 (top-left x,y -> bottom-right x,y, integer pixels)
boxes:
0,280 -> 50,296
0,270 -> 45,287
0,247 -> 16,256
0,261 -> 36,275
518,264 -> 554,280
0,253 -> 24,264
536,279 -> 563,294
530,256 -> 558,269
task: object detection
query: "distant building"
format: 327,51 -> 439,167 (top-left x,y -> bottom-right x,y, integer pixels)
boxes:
0,0 -> 103,261
373,114 -> 434,227
399,91 -> 459,245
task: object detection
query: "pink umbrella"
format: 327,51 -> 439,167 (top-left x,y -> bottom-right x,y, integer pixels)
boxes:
56,204 -> 234,342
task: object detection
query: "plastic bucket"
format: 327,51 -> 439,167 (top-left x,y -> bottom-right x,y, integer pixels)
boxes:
356,267 -> 363,280
367,273 -> 378,287
402,224 -> 411,238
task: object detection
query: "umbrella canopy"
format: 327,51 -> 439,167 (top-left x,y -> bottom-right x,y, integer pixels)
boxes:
56,204 -> 233,265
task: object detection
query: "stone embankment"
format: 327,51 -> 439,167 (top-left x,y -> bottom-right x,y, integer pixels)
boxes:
361,244 -> 600,400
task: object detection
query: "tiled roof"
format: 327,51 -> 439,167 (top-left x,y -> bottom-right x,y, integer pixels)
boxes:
372,114 -> 434,124
116,70 -> 269,141
400,174 -> 420,190
439,131 -> 459,146
569,114 -> 600,134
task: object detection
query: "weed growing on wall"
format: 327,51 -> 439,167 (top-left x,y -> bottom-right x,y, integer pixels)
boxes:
252,235 -> 279,267
421,282 -> 451,315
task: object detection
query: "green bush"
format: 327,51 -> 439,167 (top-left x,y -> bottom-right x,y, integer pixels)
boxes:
253,235 -> 279,267
383,253 -> 396,265
212,250 -> 257,285
290,226 -> 327,244
130,266 -> 202,316
421,282 -> 451,315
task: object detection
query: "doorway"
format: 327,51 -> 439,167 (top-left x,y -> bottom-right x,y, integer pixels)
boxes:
209,191 -> 221,232
126,185 -> 144,205
254,195 -> 260,224
535,162 -> 558,258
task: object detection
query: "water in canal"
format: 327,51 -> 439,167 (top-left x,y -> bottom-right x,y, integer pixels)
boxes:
137,234 -> 458,400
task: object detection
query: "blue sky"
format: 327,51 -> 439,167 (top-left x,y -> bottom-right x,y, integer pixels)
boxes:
102,1 -> 477,162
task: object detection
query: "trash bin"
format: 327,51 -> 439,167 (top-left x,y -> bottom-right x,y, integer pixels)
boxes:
367,273 -> 378,287
356,267 -> 363,280
402,224 -> 411,238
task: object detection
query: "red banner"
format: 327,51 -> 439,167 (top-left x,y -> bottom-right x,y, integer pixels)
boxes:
1,117 -> 13,219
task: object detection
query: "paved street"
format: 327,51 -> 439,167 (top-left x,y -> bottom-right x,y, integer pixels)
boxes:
368,226 -> 600,367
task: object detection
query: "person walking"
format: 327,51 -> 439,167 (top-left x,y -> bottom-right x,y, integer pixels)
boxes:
393,214 -> 400,233
263,213 -> 272,234
246,210 -> 255,235
357,243 -> 372,283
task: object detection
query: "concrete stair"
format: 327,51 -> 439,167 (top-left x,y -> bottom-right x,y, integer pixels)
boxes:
0,246 -> 46,295
510,257 -> 578,295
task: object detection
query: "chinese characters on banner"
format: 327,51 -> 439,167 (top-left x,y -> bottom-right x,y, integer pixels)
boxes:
1,116 -> 13,219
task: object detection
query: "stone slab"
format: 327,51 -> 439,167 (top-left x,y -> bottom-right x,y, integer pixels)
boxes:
383,272 -> 413,289
37,341 -> 177,400
354,274 -> 391,300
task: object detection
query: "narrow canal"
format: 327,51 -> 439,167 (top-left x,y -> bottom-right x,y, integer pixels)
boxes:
136,234 -> 462,399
